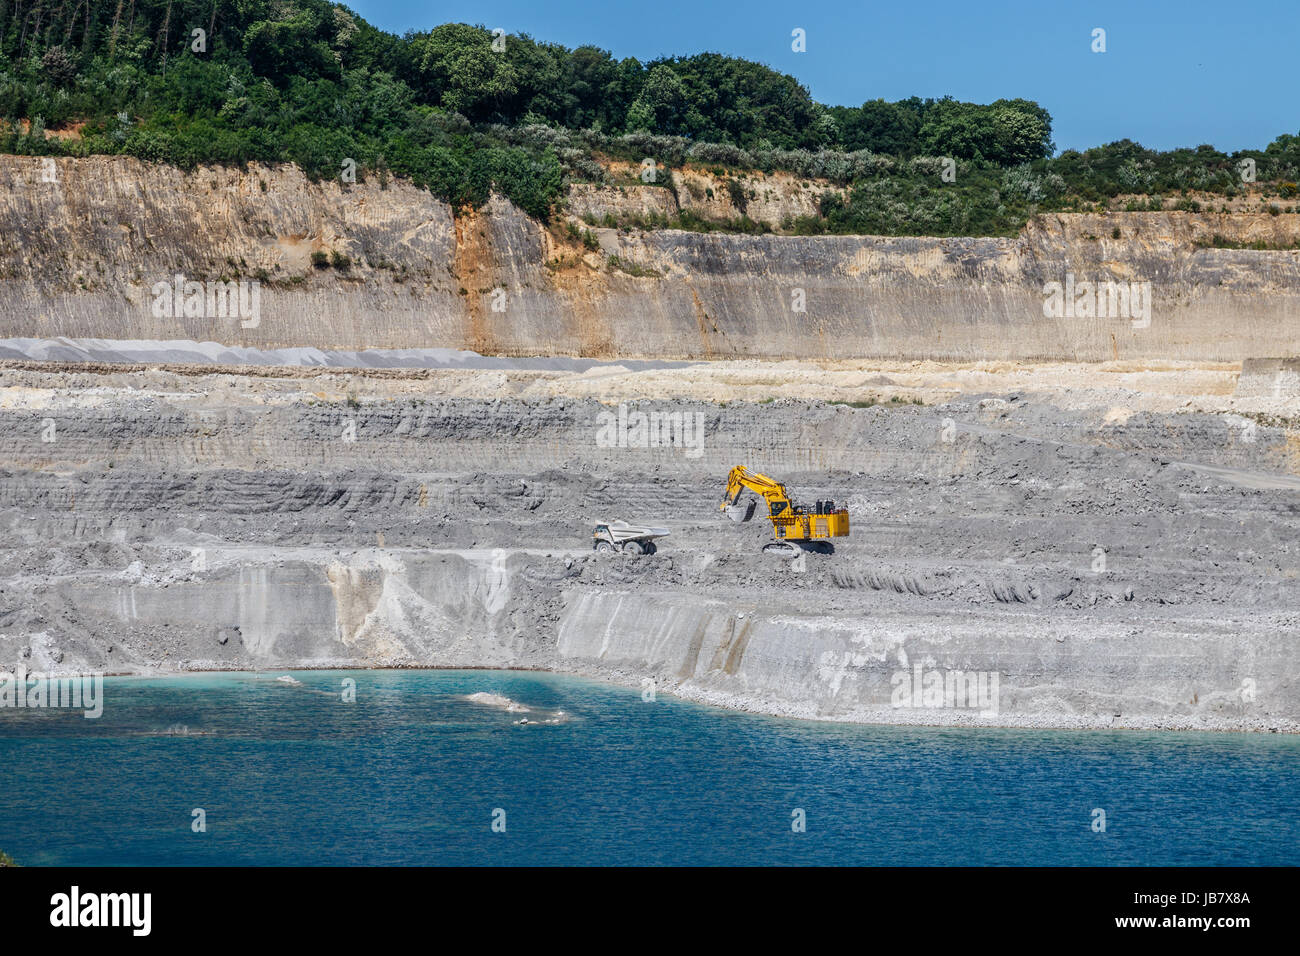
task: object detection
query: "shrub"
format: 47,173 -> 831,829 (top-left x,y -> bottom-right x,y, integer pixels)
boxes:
688,141 -> 755,167
724,177 -> 748,213
40,47 -> 78,89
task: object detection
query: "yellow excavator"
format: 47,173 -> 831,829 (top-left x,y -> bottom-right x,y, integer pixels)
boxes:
720,466 -> 850,555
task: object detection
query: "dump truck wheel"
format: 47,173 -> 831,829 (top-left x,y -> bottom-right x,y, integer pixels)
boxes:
622,540 -> 644,554
595,540 -> 614,553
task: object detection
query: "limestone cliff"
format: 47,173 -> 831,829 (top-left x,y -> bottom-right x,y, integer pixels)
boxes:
1,155 -> 1297,360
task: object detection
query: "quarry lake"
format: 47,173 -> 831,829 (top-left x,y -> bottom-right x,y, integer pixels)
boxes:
0,669 -> 1295,866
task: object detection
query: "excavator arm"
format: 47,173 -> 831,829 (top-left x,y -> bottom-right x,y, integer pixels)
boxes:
721,466 -> 792,515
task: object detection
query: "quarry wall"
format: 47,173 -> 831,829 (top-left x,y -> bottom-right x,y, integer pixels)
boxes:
1,156 -> 1295,361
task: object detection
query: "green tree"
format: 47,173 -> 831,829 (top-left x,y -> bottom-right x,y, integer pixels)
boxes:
626,64 -> 690,135
412,24 -> 519,120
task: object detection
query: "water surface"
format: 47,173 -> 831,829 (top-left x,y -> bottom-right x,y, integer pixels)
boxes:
0,670 -> 1294,866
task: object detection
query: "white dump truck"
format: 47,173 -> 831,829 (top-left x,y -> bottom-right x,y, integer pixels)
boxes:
592,520 -> 670,554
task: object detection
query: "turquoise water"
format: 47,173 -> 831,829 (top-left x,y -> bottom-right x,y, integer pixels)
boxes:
0,669 -> 1295,866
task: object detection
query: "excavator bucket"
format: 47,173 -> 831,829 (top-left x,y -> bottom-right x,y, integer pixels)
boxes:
724,499 -> 757,523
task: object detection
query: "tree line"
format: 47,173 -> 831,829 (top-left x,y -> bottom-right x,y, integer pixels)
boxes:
0,1 -> 1295,233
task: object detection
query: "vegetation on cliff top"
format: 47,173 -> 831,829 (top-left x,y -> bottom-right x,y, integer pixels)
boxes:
0,1 -> 1297,234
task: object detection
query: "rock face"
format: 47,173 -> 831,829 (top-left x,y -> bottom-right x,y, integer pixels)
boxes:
1237,357 -> 1300,398
566,182 -> 679,221
0,364 -> 1295,732
2,155 -> 1297,361
568,164 -> 832,225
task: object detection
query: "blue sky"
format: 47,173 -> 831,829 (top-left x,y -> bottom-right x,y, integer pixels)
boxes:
343,0 -> 1297,154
